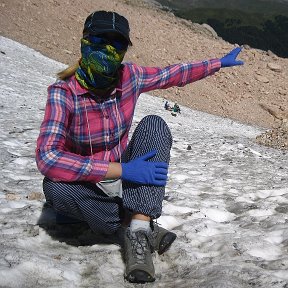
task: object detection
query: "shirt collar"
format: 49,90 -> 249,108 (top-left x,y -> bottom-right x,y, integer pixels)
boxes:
69,75 -> 89,95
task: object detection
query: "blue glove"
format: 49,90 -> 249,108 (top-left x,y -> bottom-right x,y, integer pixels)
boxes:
220,47 -> 244,68
121,150 -> 168,186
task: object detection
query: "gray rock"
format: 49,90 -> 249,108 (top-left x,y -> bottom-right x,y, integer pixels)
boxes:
267,63 -> 282,72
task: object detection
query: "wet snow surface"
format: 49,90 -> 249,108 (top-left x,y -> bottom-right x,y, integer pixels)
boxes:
0,36 -> 288,288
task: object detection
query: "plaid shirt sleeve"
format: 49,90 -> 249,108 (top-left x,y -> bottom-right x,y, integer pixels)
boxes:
133,59 -> 221,94
35,82 -> 109,182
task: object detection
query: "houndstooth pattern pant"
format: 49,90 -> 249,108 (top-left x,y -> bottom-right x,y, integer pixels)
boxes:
43,115 -> 173,234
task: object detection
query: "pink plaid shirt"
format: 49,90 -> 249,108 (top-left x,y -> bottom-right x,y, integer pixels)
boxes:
36,60 -> 221,183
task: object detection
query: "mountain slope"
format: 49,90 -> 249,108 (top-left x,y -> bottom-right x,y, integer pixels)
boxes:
0,0 -> 287,130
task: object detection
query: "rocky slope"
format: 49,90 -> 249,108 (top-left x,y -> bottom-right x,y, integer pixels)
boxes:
0,0 -> 287,148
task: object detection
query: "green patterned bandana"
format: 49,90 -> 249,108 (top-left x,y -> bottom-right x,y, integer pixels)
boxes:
75,38 -> 125,93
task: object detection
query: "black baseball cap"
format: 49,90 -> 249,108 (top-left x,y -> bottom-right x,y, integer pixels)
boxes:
83,11 -> 132,45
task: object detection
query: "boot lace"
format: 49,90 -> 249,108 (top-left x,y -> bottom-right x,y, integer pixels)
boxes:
130,230 -> 151,264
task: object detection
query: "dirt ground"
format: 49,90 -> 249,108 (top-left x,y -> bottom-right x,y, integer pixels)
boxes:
0,0 -> 287,149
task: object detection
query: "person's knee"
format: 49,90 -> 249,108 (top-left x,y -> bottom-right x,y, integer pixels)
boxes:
43,178 -> 75,208
43,177 -> 55,201
140,114 -> 165,126
139,115 -> 171,136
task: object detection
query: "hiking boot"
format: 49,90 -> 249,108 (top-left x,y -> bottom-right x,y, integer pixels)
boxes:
149,222 -> 177,255
124,227 -> 155,283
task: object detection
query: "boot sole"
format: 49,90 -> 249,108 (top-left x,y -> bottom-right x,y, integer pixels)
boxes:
158,232 -> 177,255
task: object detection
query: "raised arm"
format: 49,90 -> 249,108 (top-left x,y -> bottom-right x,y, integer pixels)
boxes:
133,47 -> 243,94
134,58 -> 221,94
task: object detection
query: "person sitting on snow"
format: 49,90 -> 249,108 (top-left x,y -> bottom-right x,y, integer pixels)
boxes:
164,100 -> 172,111
35,10 -> 244,284
173,102 -> 181,114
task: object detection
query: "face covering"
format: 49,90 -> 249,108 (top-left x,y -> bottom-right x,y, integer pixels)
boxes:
75,38 -> 126,93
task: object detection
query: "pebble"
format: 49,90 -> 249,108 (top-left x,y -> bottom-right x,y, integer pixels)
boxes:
255,75 -> 269,83
267,63 -> 282,72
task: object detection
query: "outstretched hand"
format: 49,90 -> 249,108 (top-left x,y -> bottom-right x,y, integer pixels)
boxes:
220,47 -> 244,68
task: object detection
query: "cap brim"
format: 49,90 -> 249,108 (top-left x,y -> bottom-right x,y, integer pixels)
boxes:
85,28 -> 132,46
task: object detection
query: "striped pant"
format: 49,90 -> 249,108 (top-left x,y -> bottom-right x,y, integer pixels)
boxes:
43,115 -> 172,234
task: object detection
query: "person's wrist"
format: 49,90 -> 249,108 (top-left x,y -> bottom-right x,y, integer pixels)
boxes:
121,162 -> 129,180
121,163 -> 125,178
105,162 -> 122,180
220,58 -> 227,67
